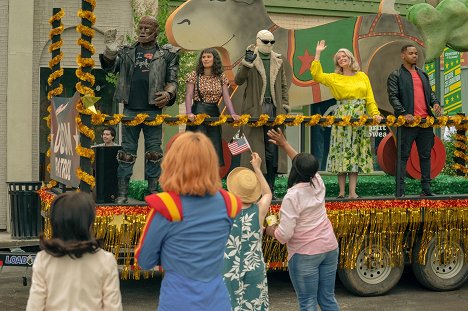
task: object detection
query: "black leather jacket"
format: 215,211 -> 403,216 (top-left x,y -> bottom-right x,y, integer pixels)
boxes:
99,42 -> 180,109
387,65 -> 439,117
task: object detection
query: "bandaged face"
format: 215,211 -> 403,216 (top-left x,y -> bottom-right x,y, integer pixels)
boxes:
256,30 -> 275,54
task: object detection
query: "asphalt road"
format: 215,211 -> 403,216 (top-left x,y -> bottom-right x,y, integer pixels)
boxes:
1,266 -> 467,310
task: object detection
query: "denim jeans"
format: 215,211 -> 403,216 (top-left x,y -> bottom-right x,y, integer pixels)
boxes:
288,249 -> 340,311
118,108 -> 162,179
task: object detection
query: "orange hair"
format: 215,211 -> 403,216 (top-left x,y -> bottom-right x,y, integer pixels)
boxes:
160,132 -> 221,196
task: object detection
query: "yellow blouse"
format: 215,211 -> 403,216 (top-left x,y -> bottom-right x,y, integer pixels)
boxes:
310,60 -> 380,116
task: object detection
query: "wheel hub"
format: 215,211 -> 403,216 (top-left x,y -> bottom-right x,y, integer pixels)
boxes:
356,246 -> 392,284
430,244 -> 464,279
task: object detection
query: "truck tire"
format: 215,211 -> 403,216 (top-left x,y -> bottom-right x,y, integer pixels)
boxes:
338,243 -> 404,296
412,236 -> 468,291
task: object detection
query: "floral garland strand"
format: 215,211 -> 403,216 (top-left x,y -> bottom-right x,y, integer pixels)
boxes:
47,8 -> 64,100
75,1 -> 97,189
83,112 -> 467,129
43,9 -> 65,189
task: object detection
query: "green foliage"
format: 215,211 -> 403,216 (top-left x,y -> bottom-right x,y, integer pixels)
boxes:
157,0 -> 169,46
105,72 -> 118,87
442,133 -> 457,176
129,174 -> 468,201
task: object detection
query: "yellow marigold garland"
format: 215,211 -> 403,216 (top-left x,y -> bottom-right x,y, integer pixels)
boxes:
320,116 -> 335,126
106,114 -> 124,126
285,115 -> 305,126
144,114 -> 171,126
306,114 -> 322,126
335,115 -> 351,126
77,55 -> 95,67
232,114 -> 250,127
266,114 -> 288,126
76,24 -> 95,38
48,53 -> 64,67
186,114 -> 208,126
77,38 -> 96,55
452,163 -> 468,174
76,67 -> 96,86
91,112 -> 107,125
76,82 -> 95,97
455,134 -> 467,142
454,150 -> 468,162
48,8 -> 64,24
385,115 -> 396,127
165,115 -> 190,126
76,116 -> 95,140
454,141 -> 467,151
419,116 -> 434,128
369,115 -> 381,126
351,115 -> 367,127
78,9 -> 96,24
123,114 -> 148,126
77,144 -> 95,163
49,26 -> 64,38
208,115 -> 229,126
48,40 -> 63,53
76,167 -> 96,189
249,114 -> 270,127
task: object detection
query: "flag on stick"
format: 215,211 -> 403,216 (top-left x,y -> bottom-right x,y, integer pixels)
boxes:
228,135 -> 251,155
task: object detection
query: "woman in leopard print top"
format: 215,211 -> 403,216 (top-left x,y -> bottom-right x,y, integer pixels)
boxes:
185,48 -> 240,166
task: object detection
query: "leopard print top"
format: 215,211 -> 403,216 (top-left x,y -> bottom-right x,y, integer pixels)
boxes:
186,71 -> 229,103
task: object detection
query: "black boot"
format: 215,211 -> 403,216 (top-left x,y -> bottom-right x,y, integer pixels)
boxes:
115,178 -> 129,204
147,178 -> 159,194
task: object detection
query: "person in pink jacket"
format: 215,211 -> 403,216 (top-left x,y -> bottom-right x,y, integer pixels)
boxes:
26,192 -> 122,311
266,128 -> 339,311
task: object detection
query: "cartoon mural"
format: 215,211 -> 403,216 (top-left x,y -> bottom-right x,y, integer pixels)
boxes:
408,0 -> 468,61
166,0 -> 425,115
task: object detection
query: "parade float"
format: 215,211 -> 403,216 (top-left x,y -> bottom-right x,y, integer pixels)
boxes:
38,0 -> 468,297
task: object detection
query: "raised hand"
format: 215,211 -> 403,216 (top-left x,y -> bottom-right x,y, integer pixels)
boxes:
103,29 -> 124,60
244,45 -> 257,63
250,152 -> 262,170
267,128 -> 287,146
316,40 -> 327,53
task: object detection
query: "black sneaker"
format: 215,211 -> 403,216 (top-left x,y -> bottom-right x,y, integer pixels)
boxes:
420,190 -> 436,197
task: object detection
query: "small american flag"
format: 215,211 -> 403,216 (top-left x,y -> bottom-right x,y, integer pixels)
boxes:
228,135 -> 251,155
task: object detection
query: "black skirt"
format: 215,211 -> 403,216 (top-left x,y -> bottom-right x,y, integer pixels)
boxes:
186,101 -> 224,166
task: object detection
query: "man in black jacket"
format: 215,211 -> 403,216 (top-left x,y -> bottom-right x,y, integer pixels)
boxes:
387,44 -> 441,197
100,16 -> 180,203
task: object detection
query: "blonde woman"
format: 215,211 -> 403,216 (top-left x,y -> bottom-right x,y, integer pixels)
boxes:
311,40 -> 383,199
136,132 -> 241,311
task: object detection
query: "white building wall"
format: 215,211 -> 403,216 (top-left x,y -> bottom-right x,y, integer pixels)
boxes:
0,1 -> 9,229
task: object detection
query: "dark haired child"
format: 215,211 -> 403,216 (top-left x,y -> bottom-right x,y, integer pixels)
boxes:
27,192 -> 122,311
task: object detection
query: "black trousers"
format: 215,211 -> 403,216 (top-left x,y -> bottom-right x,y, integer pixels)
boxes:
398,127 -> 434,192
262,98 -> 279,193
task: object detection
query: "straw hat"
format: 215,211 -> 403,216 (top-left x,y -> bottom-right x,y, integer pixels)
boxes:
226,167 -> 261,204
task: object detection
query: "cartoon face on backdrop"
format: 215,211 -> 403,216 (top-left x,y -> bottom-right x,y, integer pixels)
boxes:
256,30 -> 275,54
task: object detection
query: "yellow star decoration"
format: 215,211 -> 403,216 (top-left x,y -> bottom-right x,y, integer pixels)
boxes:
81,95 -> 100,114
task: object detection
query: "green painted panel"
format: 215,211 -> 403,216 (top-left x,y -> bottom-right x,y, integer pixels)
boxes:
169,0 -> 426,16
292,17 -> 357,82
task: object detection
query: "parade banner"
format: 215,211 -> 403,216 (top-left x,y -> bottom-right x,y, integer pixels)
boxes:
443,48 -> 462,115
424,61 -> 436,92
50,92 -> 81,188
